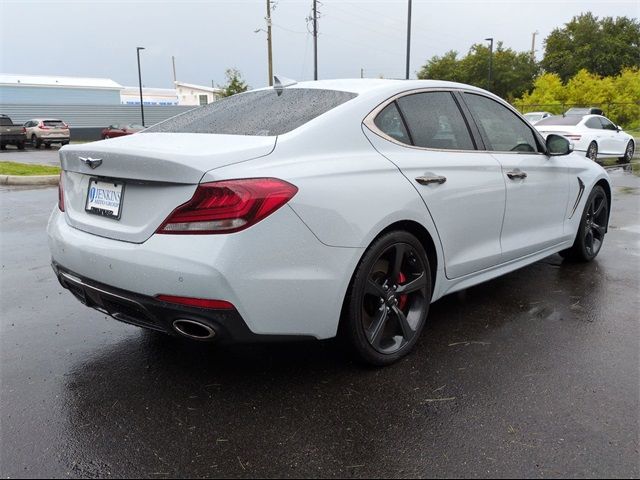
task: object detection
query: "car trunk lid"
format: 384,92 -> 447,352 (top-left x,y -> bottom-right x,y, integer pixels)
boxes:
59,132 -> 276,243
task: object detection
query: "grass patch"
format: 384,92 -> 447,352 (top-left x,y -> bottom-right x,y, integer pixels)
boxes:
0,161 -> 60,176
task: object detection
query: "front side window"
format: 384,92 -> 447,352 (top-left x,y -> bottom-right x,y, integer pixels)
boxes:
395,92 -> 475,150
599,117 -> 617,130
464,93 -> 540,153
374,102 -> 411,144
146,88 -> 357,136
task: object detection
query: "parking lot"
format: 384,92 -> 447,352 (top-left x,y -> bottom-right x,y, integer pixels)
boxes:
0,165 -> 637,477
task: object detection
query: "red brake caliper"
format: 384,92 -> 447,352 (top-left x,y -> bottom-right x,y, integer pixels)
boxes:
397,272 -> 408,310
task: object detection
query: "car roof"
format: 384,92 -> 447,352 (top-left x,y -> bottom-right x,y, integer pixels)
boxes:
259,78 -> 488,96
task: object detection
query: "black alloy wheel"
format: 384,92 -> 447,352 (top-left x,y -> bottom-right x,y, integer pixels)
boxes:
587,141 -> 598,161
560,185 -> 608,262
344,231 -> 431,366
618,140 -> 634,163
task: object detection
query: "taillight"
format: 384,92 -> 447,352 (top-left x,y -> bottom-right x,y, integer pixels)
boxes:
58,174 -> 65,212
39,122 -> 49,130
22,127 -> 26,133
157,178 -> 298,234
156,294 -> 234,310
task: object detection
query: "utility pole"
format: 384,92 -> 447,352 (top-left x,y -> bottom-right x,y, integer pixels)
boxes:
360,67 -> 364,79
171,55 -> 177,83
266,0 -> 273,86
405,0 -> 412,80
485,37 -> 494,91
136,47 -> 145,127
313,0 -> 318,80
530,30 -> 539,59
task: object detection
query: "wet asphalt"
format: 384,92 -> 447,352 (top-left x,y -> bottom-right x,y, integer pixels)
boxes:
1,169 -> 639,479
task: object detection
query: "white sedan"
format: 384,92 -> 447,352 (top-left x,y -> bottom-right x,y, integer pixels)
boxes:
48,79 -> 611,366
535,114 -> 635,163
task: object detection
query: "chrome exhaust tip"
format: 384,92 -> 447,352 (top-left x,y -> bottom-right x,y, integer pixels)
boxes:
172,319 -> 216,341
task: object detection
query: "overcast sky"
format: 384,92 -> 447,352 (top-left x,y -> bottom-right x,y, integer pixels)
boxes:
1,0 -> 638,90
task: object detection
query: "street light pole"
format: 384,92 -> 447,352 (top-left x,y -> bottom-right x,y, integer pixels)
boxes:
405,0 -> 412,80
485,38 -> 493,91
136,47 -> 145,127
266,0 -> 273,86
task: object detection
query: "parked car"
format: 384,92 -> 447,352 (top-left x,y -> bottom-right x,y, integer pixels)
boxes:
101,124 -> 144,139
535,114 -> 635,163
0,114 -> 26,150
49,79 -> 611,366
24,118 -> 70,149
565,107 -> 604,116
523,111 -> 553,125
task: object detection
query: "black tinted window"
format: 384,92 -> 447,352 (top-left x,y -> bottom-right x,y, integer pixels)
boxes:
374,102 -> 411,144
585,118 -> 602,129
146,88 -> 357,136
464,93 -> 539,153
396,92 -> 474,150
599,117 -> 617,130
0,117 -> 13,126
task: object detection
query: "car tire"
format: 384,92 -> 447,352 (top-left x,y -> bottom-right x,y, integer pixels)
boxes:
342,230 -> 431,366
0,143 -> 6,150
618,140 -> 634,164
17,141 -> 25,150
61,141 -> 69,146
559,185 -> 608,262
44,143 -> 52,149
586,141 -> 598,162
31,135 -> 41,149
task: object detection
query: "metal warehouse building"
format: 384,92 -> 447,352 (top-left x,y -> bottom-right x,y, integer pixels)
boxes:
0,74 -> 124,105
0,74 -> 196,140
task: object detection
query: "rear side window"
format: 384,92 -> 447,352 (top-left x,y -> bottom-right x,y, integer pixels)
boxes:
146,88 -> 357,136
464,93 -> 540,153
585,118 -> 602,129
396,92 -> 475,150
0,117 -> 13,126
374,102 -> 411,144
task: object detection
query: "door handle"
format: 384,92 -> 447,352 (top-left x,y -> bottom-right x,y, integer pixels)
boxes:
415,175 -> 447,185
506,170 -> 528,180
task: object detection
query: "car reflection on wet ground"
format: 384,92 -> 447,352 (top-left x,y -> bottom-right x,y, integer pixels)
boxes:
1,168 -> 638,478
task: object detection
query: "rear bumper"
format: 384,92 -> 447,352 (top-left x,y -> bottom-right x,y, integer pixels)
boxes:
0,134 -> 26,143
52,262 -> 310,343
47,206 -> 364,340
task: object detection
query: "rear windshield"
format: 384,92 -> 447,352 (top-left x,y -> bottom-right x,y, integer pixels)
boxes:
44,120 -> 65,127
536,116 -> 582,126
145,88 -> 357,136
0,117 -> 13,126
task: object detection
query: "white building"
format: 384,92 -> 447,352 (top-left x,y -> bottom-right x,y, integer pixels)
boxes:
120,87 -> 179,106
175,81 -> 223,106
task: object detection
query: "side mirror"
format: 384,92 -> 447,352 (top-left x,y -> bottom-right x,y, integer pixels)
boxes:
617,125 -> 622,132
546,134 -> 573,156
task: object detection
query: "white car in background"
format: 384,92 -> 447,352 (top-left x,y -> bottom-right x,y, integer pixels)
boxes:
523,111 -> 553,125
48,79 -> 611,366
535,114 -> 635,163
24,118 -> 70,148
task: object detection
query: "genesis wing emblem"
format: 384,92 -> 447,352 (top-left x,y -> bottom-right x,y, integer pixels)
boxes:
79,157 -> 103,169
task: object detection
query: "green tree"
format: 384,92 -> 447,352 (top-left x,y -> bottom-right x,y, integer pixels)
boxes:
541,13 -> 640,81
417,42 -> 539,101
218,68 -> 249,97
515,73 -> 566,114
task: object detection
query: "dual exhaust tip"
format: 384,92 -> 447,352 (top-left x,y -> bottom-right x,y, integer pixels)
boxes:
172,319 -> 216,341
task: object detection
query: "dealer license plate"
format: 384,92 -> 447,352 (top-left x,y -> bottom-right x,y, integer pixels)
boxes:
85,179 -> 124,219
